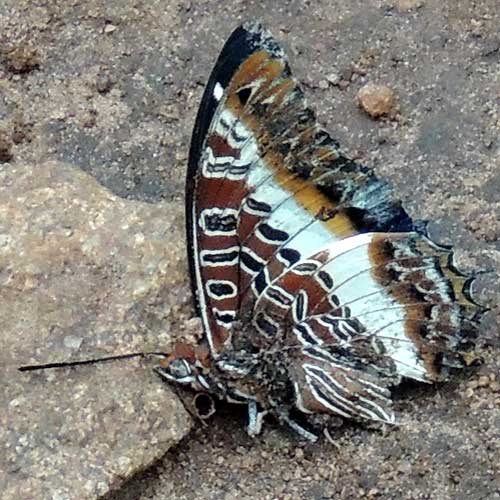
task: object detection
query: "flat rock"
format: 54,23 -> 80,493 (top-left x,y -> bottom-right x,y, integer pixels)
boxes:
0,161 -> 193,499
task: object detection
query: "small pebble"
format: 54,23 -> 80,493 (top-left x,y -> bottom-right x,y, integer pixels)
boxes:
489,381 -> 500,392
464,387 -> 474,398
394,0 -> 425,12
95,71 -> 114,93
357,83 -> 396,118
63,335 -> 83,350
0,131 -> 13,162
104,24 -> 117,34
326,72 -> 341,85
338,79 -> 350,91
3,45 -> 40,73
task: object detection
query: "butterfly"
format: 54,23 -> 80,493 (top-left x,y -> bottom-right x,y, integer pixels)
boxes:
156,21 -> 486,442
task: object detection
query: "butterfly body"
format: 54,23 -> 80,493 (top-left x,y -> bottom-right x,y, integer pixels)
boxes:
157,22 -> 485,441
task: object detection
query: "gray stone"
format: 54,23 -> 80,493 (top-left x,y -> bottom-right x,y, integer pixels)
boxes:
0,162 -> 193,499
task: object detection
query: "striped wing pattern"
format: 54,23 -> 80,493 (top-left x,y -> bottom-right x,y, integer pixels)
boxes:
159,22 -> 485,440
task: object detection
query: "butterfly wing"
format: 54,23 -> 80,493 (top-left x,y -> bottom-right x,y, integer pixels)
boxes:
253,231 -> 483,422
187,21 -> 416,358
186,24 -> 276,356
186,21 -> 485,426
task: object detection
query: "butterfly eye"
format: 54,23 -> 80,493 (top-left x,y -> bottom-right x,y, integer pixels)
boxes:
166,358 -> 193,380
236,87 -> 252,106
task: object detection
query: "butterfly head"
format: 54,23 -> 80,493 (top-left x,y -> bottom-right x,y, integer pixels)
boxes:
156,342 -> 211,390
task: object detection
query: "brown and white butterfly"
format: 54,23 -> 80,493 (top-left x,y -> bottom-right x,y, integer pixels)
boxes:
156,21 -> 485,442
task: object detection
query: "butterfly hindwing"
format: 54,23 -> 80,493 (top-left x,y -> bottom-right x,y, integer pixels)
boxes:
251,230 -> 482,424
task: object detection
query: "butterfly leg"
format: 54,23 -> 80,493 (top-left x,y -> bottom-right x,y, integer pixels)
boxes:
246,400 -> 268,437
277,409 -> 319,443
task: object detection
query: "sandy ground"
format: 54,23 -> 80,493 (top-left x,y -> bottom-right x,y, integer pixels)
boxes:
1,0 -> 499,499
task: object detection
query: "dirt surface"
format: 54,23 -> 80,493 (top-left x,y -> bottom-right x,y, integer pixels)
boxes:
1,0 -> 499,499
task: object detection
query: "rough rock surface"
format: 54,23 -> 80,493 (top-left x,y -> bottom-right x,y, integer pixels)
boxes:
1,0 -> 499,499
0,162 -> 192,499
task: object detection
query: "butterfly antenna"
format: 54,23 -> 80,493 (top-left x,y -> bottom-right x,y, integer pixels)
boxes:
18,351 -> 169,372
